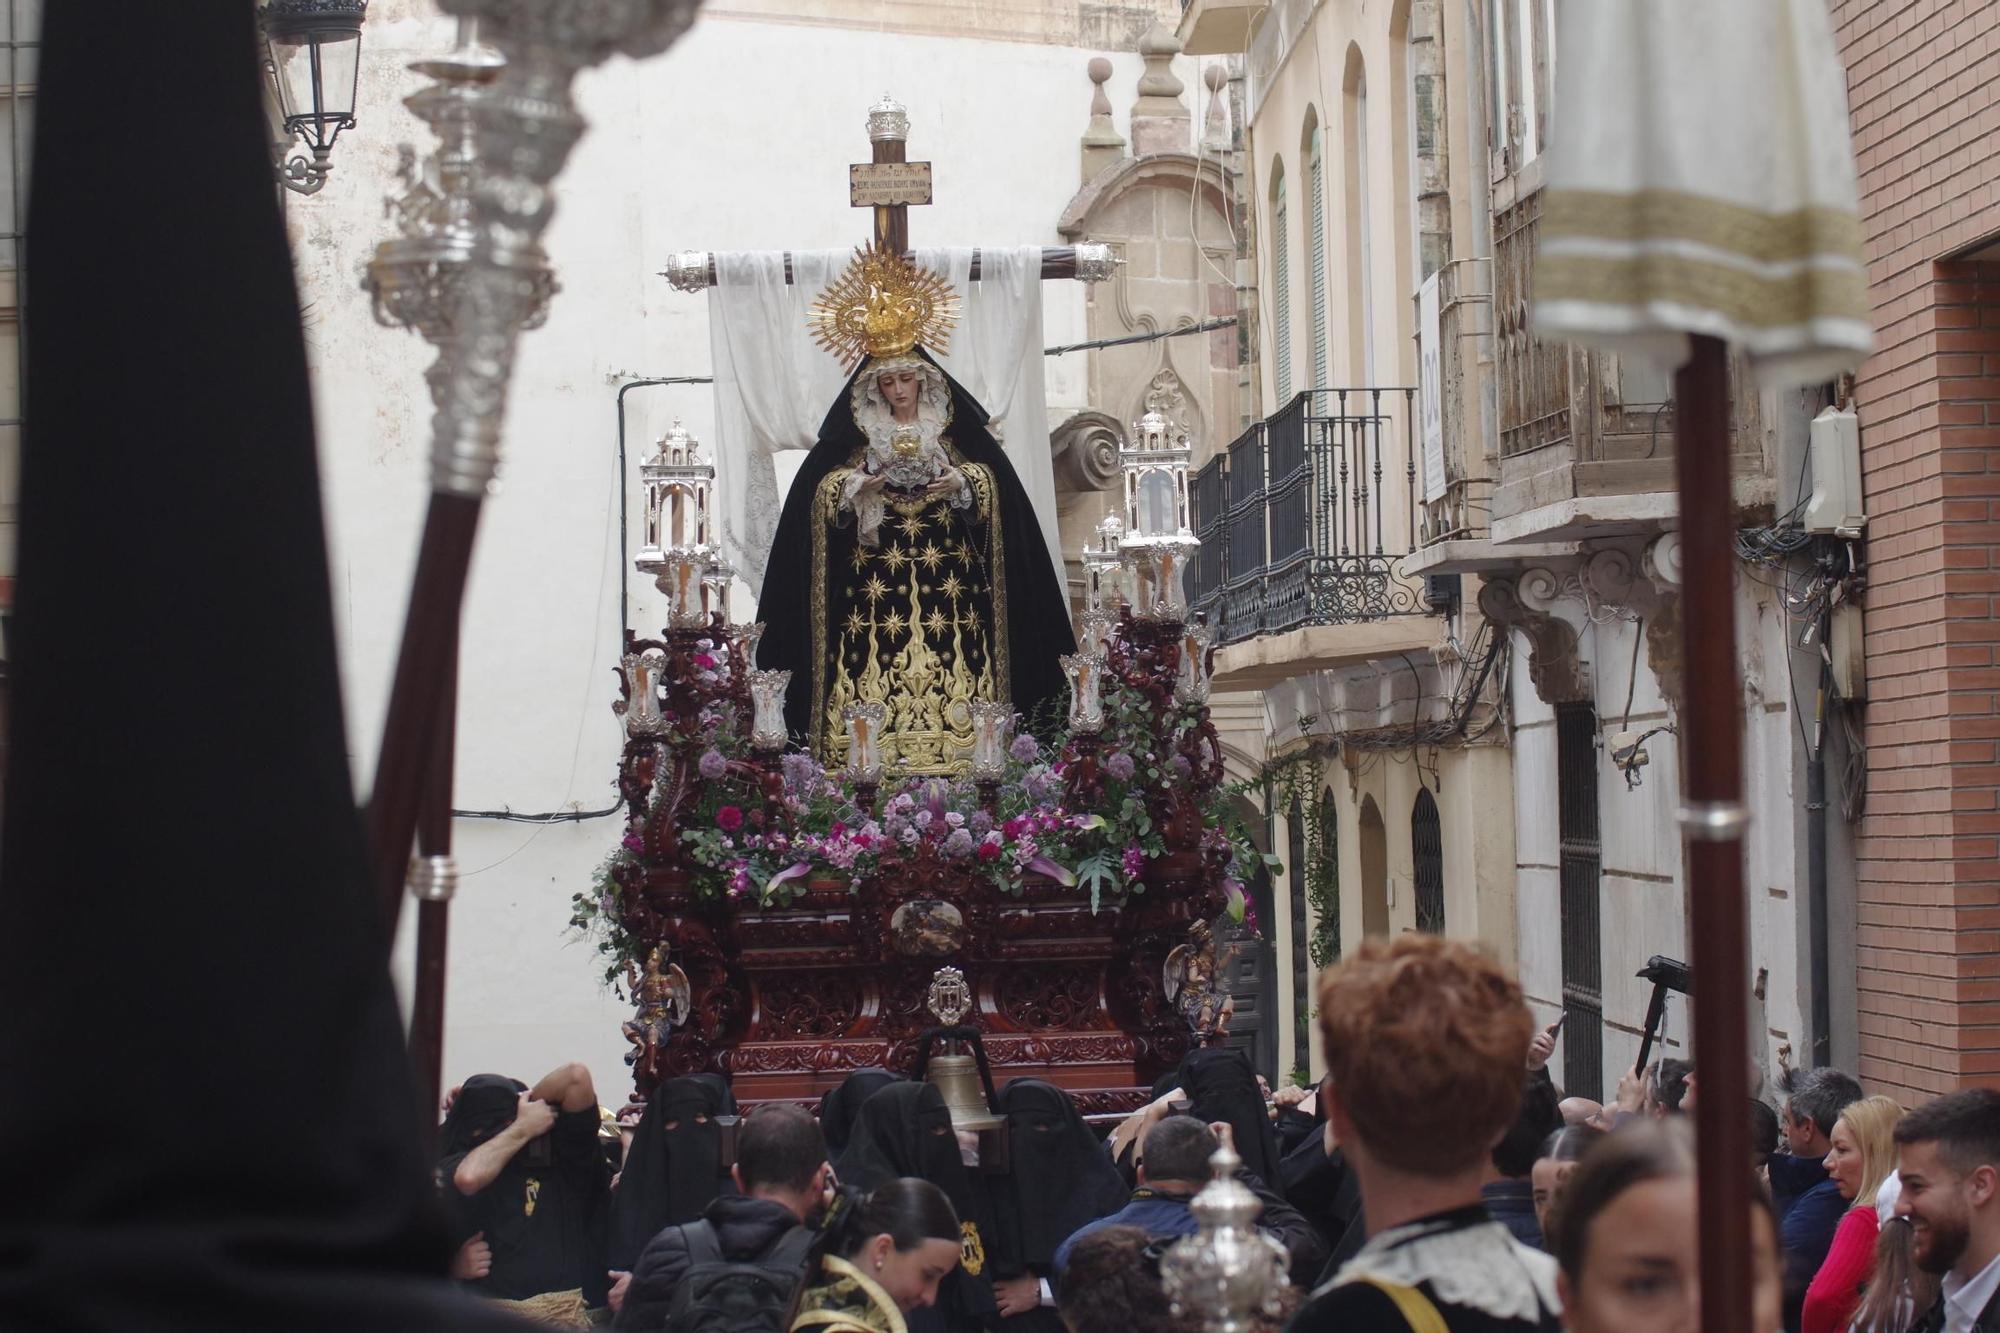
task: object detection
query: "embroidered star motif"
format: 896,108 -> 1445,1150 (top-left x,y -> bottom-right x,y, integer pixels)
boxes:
953,540 -> 974,563
924,609 -> 949,636
882,608 -> 908,636
850,546 -> 871,571
882,547 -> 910,572
897,511 -> 929,539
844,609 -> 866,636
862,574 -> 889,604
917,542 -> 945,571
939,573 -> 964,600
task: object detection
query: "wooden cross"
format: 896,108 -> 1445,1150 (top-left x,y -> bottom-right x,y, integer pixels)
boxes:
660,96 -> 1113,290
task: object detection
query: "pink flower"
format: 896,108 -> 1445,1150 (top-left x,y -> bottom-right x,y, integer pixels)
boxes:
1122,844 -> 1147,878
976,839 -> 1002,862
693,653 -> 717,670
716,805 -> 744,832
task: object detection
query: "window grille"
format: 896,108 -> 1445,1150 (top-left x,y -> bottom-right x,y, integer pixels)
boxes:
1412,787 -> 1444,934
1556,703 -> 1604,1099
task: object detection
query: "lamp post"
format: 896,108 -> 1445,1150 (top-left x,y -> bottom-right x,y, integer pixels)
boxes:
259,0 -> 369,195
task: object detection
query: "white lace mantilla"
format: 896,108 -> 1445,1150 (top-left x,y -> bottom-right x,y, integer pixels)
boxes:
1319,1217 -> 1560,1323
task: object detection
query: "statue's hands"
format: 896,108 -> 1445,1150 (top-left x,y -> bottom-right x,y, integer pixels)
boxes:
854,470 -> 889,495
924,466 -> 965,497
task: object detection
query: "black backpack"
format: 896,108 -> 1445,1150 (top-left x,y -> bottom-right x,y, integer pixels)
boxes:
660,1220 -> 815,1333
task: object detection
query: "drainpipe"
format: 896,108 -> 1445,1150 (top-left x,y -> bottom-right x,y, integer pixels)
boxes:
1806,622 -> 1831,1067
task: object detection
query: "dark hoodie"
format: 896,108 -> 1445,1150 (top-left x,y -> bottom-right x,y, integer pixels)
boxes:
613,1194 -> 808,1330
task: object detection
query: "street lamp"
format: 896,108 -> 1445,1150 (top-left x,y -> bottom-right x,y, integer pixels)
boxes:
260,0 -> 368,195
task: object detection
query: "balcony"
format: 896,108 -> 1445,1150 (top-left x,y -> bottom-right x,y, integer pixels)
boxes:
1190,390 -> 1436,679
1177,0 -> 1269,57
1407,192 -> 1773,575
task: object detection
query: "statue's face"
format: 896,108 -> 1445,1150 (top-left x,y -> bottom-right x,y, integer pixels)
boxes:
877,368 -> 922,421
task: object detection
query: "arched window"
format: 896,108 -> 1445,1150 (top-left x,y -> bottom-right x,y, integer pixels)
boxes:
1412,787 -> 1444,934
1271,168 -> 1293,404
1306,117 -> 1329,400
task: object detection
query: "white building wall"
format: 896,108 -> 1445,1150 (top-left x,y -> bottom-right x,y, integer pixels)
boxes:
1512,575 -> 1806,1095
291,0 -> 1191,1104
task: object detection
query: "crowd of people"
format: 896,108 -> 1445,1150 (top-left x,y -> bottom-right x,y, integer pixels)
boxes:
433,936 -> 2000,1332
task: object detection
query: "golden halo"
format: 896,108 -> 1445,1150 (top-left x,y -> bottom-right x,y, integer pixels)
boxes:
808,244 -> 960,370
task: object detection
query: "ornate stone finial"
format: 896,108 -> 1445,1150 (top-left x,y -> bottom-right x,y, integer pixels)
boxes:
927,966 -> 973,1026
1202,64 -> 1230,153
867,93 -> 910,143
1131,23 -> 1189,157
1082,55 -> 1126,180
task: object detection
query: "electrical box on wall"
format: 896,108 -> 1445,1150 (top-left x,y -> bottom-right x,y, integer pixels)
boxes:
1806,406 -> 1866,537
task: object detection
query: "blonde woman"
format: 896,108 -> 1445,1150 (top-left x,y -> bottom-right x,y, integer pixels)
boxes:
1802,1094 -> 1905,1333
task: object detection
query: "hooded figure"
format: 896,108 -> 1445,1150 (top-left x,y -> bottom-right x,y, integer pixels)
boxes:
441,1076 -> 531,1159
0,5 -> 525,1327
834,1082 -> 999,1332
757,249 -> 1073,771
606,1073 -> 737,1272
818,1068 -> 903,1158
1173,1047 -> 1283,1187
992,1080 -> 1128,1278
438,1070 -> 614,1308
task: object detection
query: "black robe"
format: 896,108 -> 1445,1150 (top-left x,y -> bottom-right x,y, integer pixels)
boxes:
757,351 -> 1074,759
0,4 -> 525,1326
833,1082 -> 1000,1333
1174,1046 -> 1284,1188
818,1068 -> 903,1158
606,1074 -> 738,1272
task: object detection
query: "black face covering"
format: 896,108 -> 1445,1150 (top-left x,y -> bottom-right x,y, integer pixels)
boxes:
606,1074 -> 737,1270
818,1068 -> 902,1157
993,1080 -> 1128,1271
440,1076 -> 529,1159
834,1082 -> 998,1330
1175,1047 -> 1283,1185
0,4 -> 532,1328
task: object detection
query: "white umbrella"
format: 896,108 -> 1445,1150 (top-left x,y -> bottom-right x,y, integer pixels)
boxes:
1533,3 -> 1871,1329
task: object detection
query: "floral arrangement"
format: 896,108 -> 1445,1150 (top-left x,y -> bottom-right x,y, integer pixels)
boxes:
568,641 -> 1269,989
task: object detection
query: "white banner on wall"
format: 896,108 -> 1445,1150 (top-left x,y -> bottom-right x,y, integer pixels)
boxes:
1417,271 -> 1445,505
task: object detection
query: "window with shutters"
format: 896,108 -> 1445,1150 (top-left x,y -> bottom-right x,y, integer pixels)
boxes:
1271,170 -> 1293,405
1307,122 -> 1329,401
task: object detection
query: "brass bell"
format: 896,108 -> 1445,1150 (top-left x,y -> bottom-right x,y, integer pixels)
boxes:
925,1052 -> 1004,1133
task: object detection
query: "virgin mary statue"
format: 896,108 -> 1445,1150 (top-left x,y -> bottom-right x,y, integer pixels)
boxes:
756,246 -> 1074,775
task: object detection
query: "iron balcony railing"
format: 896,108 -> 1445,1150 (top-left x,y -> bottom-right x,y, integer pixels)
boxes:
1190,388 -> 1430,647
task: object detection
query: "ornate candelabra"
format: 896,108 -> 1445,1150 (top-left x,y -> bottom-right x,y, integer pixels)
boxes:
1160,1141 -> 1291,1333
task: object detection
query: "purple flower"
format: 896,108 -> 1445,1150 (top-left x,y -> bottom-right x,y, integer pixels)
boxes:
1122,844 -> 1147,878
899,826 -> 921,846
1009,733 -> 1041,763
944,811 -> 965,829
1171,754 -> 1193,779
1105,751 -> 1137,782
914,810 -> 934,829
693,653 -> 718,670
620,831 -> 644,853
943,828 -> 975,858
698,748 -> 728,780
968,810 -> 994,837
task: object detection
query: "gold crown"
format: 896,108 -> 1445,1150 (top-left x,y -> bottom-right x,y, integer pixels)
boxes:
808,244 -> 959,370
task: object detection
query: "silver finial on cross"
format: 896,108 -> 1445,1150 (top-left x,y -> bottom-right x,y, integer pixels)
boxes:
868,94 -> 910,143
927,965 -> 972,1026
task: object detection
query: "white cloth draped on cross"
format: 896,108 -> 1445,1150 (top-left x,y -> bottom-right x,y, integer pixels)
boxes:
706,245 -> 1063,592
1532,0 -> 1873,387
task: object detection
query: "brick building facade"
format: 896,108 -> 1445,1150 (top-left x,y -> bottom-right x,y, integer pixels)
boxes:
1834,0 -> 2000,1099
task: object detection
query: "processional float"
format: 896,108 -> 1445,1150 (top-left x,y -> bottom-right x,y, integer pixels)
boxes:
589,365 -> 1250,1112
